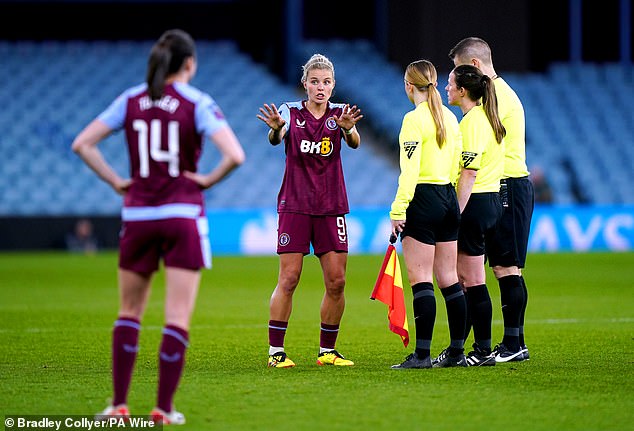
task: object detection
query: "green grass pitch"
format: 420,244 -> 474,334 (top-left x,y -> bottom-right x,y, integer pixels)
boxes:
1,251 -> 633,430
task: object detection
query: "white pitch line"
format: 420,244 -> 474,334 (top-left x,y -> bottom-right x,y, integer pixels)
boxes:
0,317 -> 633,334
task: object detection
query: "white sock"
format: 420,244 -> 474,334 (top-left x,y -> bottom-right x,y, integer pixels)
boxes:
319,347 -> 334,354
269,346 -> 284,355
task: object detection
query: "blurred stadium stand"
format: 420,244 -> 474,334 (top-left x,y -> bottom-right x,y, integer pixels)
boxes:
0,39 -> 399,216
300,39 -> 634,206
0,38 -> 633,219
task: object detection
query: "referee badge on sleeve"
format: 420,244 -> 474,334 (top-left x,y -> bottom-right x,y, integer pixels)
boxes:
403,141 -> 419,159
461,151 -> 478,168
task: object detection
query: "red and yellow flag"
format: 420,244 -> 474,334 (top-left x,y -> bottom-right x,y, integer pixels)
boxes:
371,244 -> 409,347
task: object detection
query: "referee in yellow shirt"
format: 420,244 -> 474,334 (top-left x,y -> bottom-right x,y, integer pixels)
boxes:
389,60 -> 466,369
450,37 -> 533,363
446,64 -> 506,367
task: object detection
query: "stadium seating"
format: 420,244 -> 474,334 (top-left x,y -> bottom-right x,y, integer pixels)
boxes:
0,39 -> 632,216
299,39 -> 634,205
0,39 -> 399,215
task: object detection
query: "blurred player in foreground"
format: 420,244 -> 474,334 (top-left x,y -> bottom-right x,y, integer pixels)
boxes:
72,29 -> 245,424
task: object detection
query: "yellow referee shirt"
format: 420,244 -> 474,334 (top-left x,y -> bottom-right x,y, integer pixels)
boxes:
494,78 -> 529,178
390,102 -> 462,219
459,105 -> 504,193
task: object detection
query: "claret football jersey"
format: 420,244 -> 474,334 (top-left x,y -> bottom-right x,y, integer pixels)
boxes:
276,101 -> 350,215
98,82 -> 228,219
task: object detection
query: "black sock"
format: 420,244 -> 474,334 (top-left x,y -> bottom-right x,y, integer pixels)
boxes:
463,287 -> 472,344
498,275 -> 524,351
466,284 -> 492,352
440,282 -> 466,355
412,282 -> 435,359
519,275 -> 528,347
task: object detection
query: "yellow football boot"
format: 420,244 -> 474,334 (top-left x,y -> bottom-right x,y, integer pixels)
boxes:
316,350 -> 354,366
268,351 -> 296,368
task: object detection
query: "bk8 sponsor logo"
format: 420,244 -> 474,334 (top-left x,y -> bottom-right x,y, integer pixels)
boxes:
300,138 -> 333,156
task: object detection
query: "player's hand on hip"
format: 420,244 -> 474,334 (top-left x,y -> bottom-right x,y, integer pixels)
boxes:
183,171 -> 213,190
113,178 -> 132,195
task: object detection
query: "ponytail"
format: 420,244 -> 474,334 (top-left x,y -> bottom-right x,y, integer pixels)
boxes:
146,29 -> 196,101
427,85 -> 447,148
146,44 -> 171,100
480,76 -> 505,143
406,60 -> 446,148
453,64 -> 506,143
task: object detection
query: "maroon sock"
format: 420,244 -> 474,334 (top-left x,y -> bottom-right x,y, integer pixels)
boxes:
320,323 -> 339,350
268,320 -> 288,349
157,325 -> 189,413
112,317 -> 140,406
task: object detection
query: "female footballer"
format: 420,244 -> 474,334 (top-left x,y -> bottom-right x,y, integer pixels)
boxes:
72,29 -> 245,424
257,53 -> 362,368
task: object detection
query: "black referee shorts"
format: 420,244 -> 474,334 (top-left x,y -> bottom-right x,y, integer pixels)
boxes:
488,176 -> 535,268
401,183 -> 460,245
458,192 -> 503,256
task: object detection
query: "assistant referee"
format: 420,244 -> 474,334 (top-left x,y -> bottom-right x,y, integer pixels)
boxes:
446,63 -> 506,367
389,59 -> 466,369
450,37 -> 534,363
